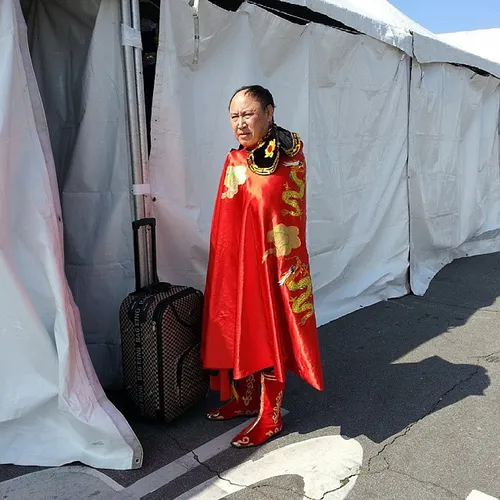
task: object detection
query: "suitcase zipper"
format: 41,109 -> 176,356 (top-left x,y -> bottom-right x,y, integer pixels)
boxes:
151,287 -> 199,326
176,344 -> 201,407
152,287 -> 201,419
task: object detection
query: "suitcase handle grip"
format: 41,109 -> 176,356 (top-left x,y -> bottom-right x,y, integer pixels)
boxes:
132,218 -> 159,291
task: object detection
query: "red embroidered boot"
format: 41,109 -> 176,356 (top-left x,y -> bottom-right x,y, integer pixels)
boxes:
206,373 -> 261,420
231,372 -> 284,448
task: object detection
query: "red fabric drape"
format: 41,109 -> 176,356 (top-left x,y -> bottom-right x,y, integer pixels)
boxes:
202,143 -> 324,399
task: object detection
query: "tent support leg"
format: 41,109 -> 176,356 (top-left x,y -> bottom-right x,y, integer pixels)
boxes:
121,0 -> 153,288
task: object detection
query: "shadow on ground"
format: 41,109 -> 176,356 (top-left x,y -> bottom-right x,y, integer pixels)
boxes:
284,253 -> 495,443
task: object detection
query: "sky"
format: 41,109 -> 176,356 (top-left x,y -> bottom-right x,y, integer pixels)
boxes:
388,0 -> 500,34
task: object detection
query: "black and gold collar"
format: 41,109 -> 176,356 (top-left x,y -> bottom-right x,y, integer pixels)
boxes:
245,125 -> 301,175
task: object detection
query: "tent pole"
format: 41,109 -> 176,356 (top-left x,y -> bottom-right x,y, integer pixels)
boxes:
121,0 -> 152,287
131,0 -> 154,283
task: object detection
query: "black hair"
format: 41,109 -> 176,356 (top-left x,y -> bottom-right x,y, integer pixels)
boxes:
229,85 -> 275,111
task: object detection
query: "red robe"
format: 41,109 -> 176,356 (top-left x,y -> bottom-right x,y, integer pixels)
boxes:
201,138 -> 324,399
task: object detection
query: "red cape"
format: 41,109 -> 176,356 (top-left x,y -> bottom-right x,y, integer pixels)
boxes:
201,142 -> 324,398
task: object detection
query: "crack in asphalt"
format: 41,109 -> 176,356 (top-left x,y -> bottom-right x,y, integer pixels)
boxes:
164,432 -> 311,499
163,431 -> 236,486
330,364 -> 483,496
476,350 -> 500,363
368,358 -> 481,470
367,363 -> 481,471
388,469 -> 461,499
164,431 -> 358,500
316,468 -> 391,496
310,349 -> 495,496
164,355 -> 488,498
326,464 -> 460,499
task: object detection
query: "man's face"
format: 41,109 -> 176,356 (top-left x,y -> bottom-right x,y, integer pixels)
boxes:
229,91 -> 274,149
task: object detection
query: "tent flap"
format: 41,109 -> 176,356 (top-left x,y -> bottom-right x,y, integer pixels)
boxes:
0,0 -> 142,470
26,0 -> 135,389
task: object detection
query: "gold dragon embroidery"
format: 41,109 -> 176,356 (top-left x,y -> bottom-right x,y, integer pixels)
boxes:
282,161 -> 305,217
278,257 -> 314,326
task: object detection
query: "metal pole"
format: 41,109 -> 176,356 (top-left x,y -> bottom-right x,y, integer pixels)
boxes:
120,0 -> 150,288
131,0 -> 154,283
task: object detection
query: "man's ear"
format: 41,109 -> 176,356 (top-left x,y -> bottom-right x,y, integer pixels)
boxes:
266,104 -> 274,123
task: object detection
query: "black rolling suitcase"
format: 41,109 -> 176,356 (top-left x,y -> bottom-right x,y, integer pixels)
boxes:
119,218 -> 208,422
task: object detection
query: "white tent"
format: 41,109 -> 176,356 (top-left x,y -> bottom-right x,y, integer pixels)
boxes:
438,28 -> 500,66
1,0 -> 142,469
1,0 -> 499,469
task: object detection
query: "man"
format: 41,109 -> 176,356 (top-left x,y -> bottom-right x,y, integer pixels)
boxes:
202,85 -> 323,448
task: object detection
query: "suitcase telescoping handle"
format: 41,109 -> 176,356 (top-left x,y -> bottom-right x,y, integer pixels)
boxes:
132,217 -> 159,291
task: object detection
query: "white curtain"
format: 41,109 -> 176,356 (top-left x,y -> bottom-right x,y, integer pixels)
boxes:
25,0 -> 135,388
0,0 -> 141,469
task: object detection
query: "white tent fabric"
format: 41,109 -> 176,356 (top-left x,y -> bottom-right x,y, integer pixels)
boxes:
413,32 -> 500,80
149,0 -> 411,325
438,29 -> 500,66
408,63 -> 500,294
24,0 -> 135,389
405,9 -> 500,296
0,0 -> 142,469
286,0 -> 500,79
282,0 -> 432,55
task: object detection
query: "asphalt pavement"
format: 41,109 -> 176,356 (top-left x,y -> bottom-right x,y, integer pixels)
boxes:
1,253 -> 500,499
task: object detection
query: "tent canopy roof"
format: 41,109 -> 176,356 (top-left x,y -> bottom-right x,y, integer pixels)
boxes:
438,28 -> 500,66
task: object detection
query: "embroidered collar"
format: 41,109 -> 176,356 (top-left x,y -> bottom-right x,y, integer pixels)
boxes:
245,125 -> 301,175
